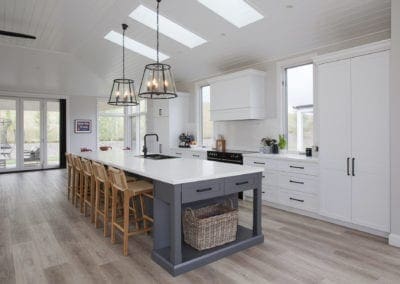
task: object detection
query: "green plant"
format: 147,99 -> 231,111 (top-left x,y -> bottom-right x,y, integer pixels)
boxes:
278,134 -> 287,150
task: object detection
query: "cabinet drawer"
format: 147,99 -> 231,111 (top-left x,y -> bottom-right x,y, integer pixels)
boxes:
278,190 -> 318,213
225,174 -> 257,195
182,180 -> 225,203
244,157 -> 279,170
279,160 -> 319,176
279,173 -> 318,194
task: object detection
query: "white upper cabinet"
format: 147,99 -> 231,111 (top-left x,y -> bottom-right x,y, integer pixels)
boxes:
208,69 -> 266,121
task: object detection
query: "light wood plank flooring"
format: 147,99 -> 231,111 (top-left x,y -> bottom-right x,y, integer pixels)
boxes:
1,169 -> 400,283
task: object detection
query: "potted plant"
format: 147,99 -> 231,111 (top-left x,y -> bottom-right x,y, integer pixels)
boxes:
278,134 -> 287,150
260,137 -> 273,154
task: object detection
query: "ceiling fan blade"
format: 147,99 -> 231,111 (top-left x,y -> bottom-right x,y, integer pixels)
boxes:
0,30 -> 36,39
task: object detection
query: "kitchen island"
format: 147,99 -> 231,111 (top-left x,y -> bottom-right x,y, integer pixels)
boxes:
76,150 -> 264,276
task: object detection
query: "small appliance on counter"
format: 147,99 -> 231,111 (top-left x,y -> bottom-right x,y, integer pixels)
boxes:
179,133 -> 195,148
216,135 -> 226,152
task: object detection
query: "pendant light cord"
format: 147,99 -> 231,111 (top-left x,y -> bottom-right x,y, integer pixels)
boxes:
156,0 -> 160,64
122,26 -> 125,80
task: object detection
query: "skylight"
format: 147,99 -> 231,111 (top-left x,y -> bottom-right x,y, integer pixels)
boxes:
104,30 -> 169,61
197,0 -> 264,28
130,5 -> 207,49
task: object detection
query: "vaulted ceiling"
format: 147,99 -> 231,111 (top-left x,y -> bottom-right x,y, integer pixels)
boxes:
0,0 -> 391,96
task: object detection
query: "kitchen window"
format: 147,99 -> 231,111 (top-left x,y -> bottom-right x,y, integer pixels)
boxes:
284,64 -> 314,152
200,85 -> 213,147
97,100 -> 146,153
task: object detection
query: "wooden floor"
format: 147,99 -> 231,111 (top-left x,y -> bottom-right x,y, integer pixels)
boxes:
1,170 -> 400,284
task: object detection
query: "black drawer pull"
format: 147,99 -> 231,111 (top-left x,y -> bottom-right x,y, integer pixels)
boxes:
290,197 -> 304,203
290,165 -> 304,169
262,191 -> 266,194
235,181 -> 249,186
262,175 -> 266,178
254,162 -> 266,165
175,152 -> 182,155
196,187 -> 212,193
289,180 -> 304,185
192,154 -> 200,157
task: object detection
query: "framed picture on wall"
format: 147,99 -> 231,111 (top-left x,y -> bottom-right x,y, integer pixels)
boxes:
74,119 -> 92,133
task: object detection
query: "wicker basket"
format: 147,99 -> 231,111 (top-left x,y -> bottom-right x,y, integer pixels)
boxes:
182,200 -> 238,251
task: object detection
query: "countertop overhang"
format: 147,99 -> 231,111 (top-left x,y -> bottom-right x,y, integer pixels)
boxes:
75,150 -> 263,185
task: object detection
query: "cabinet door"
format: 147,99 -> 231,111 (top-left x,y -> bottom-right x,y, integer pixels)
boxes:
350,51 -> 390,231
152,100 -> 169,117
317,59 -> 352,221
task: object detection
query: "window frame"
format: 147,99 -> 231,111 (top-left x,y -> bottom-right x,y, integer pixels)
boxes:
196,83 -> 213,147
96,99 -> 144,154
277,54 -> 317,153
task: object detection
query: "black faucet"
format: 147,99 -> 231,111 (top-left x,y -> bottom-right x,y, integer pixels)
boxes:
143,133 -> 159,157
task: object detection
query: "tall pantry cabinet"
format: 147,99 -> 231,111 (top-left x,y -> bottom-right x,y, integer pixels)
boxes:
316,41 -> 390,232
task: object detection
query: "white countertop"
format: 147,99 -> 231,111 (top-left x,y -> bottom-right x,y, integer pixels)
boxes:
243,152 -> 319,163
75,150 -> 263,185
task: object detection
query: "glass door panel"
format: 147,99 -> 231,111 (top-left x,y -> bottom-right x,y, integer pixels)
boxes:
23,100 -> 42,168
0,99 -> 17,170
46,101 -> 60,167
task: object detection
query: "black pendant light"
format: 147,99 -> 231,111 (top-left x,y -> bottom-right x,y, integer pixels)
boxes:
108,24 -> 139,106
138,0 -> 177,99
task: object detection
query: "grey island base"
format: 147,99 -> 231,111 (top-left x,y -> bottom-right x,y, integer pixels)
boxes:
152,172 -> 264,276
75,150 -> 264,276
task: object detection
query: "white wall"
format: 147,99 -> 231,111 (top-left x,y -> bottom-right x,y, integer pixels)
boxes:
68,96 -> 98,153
183,31 -> 390,151
389,1 -> 400,246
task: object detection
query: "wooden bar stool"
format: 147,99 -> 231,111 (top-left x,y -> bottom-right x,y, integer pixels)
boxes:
72,156 -> 84,211
65,153 -> 74,201
81,158 -> 95,223
108,167 -> 153,256
92,161 -> 113,237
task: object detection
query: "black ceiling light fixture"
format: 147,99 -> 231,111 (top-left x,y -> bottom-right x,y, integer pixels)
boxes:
138,0 -> 177,99
108,23 -> 139,106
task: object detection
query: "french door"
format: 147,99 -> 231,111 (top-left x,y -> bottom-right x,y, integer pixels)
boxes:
0,97 -> 60,172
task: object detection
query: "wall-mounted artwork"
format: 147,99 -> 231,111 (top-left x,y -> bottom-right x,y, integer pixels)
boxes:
74,119 -> 92,133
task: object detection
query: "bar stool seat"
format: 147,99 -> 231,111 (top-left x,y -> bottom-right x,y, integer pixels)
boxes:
108,167 -> 153,256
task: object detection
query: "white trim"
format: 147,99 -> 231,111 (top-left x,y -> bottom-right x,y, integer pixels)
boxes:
0,89 -> 69,100
313,39 -> 391,64
389,234 -> 400,247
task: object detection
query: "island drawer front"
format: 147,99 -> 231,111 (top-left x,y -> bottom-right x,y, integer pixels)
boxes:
182,180 -> 225,203
225,174 -> 257,195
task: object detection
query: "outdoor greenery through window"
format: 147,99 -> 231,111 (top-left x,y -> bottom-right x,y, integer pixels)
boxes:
286,64 -> 314,152
201,85 -> 213,147
97,100 -> 146,153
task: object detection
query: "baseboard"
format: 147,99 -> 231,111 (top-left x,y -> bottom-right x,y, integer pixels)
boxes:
389,234 -> 400,247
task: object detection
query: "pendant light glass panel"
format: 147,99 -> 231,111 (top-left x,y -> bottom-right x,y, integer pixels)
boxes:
138,63 -> 177,99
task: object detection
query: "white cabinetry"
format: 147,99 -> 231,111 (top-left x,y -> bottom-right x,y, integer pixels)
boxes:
209,69 -> 266,121
244,155 -> 319,213
169,148 -> 207,160
150,93 -> 189,154
316,41 -> 390,232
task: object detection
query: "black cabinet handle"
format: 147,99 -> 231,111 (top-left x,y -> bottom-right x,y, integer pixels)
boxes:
352,158 -> 355,176
254,162 -> 266,165
196,187 -> 212,193
262,191 -> 266,194
290,197 -> 304,203
290,165 -> 304,169
290,180 -> 304,185
347,157 -> 350,176
192,154 -> 200,158
175,152 -> 182,155
236,181 -> 249,186
262,175 -> 266,178
159,108 -> 162,116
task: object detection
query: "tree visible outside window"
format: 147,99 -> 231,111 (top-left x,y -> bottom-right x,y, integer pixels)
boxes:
286,64 -> 314,152
201,85 -> 213,147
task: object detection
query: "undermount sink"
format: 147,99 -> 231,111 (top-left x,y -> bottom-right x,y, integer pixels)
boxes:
140,154 -> 178,160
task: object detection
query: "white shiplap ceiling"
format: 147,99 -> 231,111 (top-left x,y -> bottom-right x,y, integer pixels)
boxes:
0,0 -> 391,96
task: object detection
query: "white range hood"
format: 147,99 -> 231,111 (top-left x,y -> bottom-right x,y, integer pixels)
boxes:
208,69 -> 266,121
